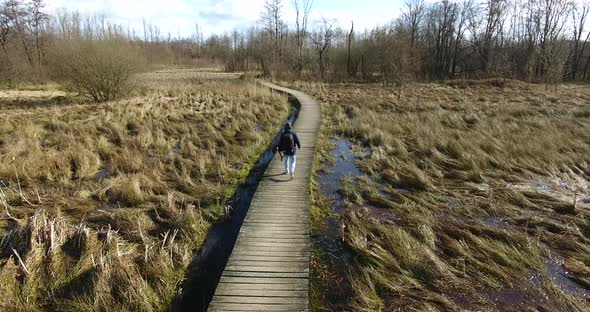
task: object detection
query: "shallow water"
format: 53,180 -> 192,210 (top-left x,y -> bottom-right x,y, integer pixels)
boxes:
172,143 -> 182,154
317,140 -> 364,198
508,172 -> 590,209
482,288 -> 544,309
255,122 -> 264,132
314,139 -> 361,309
537,243 -> 590,299
94,167 -> 110,181
479,217 -> 518,231
477,217 -> 590,304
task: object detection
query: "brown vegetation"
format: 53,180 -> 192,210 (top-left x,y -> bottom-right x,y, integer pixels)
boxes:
301,80 -> 590,311
49,39 -> 145,102
0,71 -> 288,310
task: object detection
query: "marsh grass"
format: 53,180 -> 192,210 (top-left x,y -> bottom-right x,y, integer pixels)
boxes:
298,80 -> 590,311
0,71 -> 288,310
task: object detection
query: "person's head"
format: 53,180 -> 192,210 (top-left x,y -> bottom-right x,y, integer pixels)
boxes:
285,122 -> 293,130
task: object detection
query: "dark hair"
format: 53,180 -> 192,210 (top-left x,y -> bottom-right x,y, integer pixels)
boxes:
285,122 -> 293,130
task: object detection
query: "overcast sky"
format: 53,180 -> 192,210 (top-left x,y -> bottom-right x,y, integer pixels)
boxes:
44,0 -> 404,38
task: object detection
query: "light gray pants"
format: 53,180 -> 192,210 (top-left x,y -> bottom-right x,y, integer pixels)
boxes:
284,155 -> 297,174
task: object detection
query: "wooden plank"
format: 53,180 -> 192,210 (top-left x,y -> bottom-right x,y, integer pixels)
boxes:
232,246 -> 309,253
212,295 -> 309,305
215,283 -> 308,291
222,271 -> 309,278
214,289 -> 308,297
230,251 -> 310,257
228,256 -> 309,262
218,276 -> 308,285
208,303 -> 307,311
234,239 -> 310,244
237,234 -> 309,240
226,260 -> 309,268
224,265 -> 309,273
234,242 -> 309,249
209,83 -> 318,312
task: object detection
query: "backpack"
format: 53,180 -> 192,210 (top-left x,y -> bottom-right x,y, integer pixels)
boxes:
279,132 -> 295,154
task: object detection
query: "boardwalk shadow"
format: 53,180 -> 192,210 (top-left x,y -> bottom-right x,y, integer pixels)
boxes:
265,177 -> 293,183
263,173 -> 287,178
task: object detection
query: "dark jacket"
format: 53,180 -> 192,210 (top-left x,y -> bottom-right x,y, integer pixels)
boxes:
280,129 -> 301,156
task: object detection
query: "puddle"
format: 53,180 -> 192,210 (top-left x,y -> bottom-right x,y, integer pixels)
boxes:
95,167 -> 110,181
352,206 -> 399,225
314,139 -> 402,308
172,143 -> 181,154
481,239 -> 590,308
479,217 -> 518,231
478,219 -> 590,306
447,200 -> 461,208
508,171 -> 590,208
314,139 -> 365,308
393,188 -> 411,194
317,140 -> 364,197
482,288 -> 544,309
255,122 -> 264,132
534,243 -> 590,299
171,97 -> 299,311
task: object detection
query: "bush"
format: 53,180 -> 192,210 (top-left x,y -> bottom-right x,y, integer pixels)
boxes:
51,39 -> 145,102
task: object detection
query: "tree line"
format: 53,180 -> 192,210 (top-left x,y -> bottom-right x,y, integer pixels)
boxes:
1,0 -> 589,85
233,0 -> 590,85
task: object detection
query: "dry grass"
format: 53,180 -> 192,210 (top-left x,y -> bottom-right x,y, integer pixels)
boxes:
0,70 -> 288,310
294,80 -> 590,311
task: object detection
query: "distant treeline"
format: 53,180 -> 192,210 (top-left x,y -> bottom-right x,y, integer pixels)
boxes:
1,0 -> 590,84
0,0 -> 223,82
237,0 -> 590,84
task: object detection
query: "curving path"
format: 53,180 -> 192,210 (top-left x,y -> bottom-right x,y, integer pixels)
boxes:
208,82 -> 321,311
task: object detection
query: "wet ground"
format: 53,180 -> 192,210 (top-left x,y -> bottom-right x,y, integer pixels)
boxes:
314,139 -> 403,309
317,140 -> 364,201
508,170 -> 590,209
477,217 -> 590,308
314,140 -> 361,309
316,140 -> 590,310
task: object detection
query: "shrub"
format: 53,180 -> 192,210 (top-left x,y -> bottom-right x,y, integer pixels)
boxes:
51,39 -> 145,102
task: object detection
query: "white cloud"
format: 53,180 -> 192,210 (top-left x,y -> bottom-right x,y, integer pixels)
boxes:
43,0 -> 402,37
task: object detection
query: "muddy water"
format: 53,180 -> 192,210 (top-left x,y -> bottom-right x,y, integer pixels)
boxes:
171,103 -> 299,312
317,140 -> 363,200
536,243 -> 590,299
313,140 -> 365,309
478,217 -> 590,306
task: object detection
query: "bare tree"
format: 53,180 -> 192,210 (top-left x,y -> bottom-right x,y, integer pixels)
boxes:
261,0 -> 285,74
311,18 -> 336,80
5,0 -> 34,66
403,0 -> 426,48
292,0 -> 314,76
347,20 -> 355,78
470,0 -> 509,75
425,0 -> 459,79
0,3 -> 11,63
450,0 -> 473,78
27,0 -> 49,68
569,1 -> 590,80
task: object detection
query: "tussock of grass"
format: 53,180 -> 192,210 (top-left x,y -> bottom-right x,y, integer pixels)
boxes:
299,81 -> 590,311
0,71 -> 288,310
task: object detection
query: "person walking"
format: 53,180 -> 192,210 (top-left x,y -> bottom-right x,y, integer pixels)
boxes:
277,122 -> 301,177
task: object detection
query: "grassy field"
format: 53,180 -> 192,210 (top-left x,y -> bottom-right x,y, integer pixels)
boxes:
0,71 -> 288,311
292,80 -> 590,311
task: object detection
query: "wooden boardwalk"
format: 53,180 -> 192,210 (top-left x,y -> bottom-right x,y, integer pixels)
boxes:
208,83 -> 320,312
